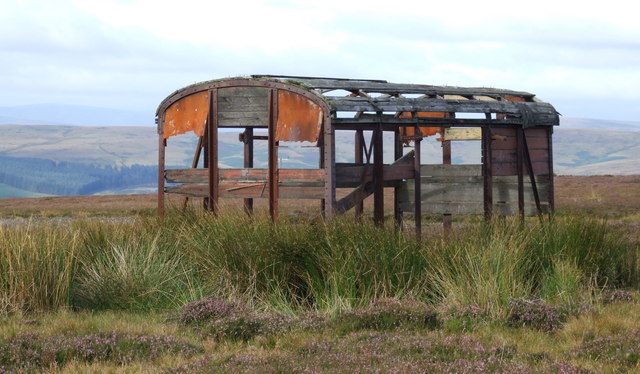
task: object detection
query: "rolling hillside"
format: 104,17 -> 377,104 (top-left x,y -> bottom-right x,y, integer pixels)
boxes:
0,119 -> 638,198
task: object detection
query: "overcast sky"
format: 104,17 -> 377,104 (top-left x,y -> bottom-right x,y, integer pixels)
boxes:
1,0 -> 639,122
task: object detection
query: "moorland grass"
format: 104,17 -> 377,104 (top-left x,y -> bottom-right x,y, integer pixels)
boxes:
1,212 -> 636,318
0,212 -> 638,372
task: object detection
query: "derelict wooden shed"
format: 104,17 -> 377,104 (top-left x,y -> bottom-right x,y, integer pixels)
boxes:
156,75 -> 559,235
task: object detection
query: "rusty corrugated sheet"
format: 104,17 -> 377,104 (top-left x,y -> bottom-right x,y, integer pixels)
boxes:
163,91 -> 209,139
276,90 -> 322,143
399,112 -> 444,143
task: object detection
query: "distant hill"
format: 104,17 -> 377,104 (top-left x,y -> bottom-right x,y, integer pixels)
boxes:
0,120 -> 638,198
0,104 -> 152,127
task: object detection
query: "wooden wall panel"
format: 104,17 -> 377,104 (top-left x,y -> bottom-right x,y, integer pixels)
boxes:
398,164 -> 550,216
491,127 -> 550,176
217,86 -> 269,127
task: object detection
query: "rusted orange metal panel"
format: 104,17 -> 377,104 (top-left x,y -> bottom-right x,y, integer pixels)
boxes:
163,91 -> 209,139
276,90 -> 323,143
399,112 -> 444,143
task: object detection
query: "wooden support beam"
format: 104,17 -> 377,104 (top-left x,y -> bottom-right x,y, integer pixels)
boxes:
268,89 -> 278,222
373,122 -> 384,226
394,129 -> 403,226
355,129 -> 364,221
442,139 -> 452,238
207,89 -> 219,214
482,114 -> 493,220
335,150 -> 415,214
517,127 -> 525,222
158,135 -> 166,221
547,127 -> 555,215
243,128 -> 254,216
522,133 -> 543,219
323,113 -> 336,219
414,134 -> 422,240
182,135 -> 204,210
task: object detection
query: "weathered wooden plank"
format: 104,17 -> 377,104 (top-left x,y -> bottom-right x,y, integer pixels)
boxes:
335,163 -> 413,187
400,178 -> 551,204
216,86 -> 269,128
283,78 -> 536,98
333,116 -> 529,128
398,200 -> 549,216
165,168 -> 324,184
492,149 -> 549,164
167,183 -> 323,199
420,164 -> 482,177
443,128 -> 482,141
491,135 -> 548,150
492,161 -> 550,176
325,97 -> 557,122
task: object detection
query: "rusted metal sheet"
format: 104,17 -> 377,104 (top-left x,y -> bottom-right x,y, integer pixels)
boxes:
399,112 -> 444,143
163,91 -> 209,139
276,90 -> 323,142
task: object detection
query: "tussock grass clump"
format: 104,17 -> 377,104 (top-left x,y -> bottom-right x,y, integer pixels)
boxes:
0,211 -> 636,318
0,222 -> 78,315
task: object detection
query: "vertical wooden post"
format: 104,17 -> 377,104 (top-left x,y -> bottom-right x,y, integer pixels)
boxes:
268,89 -> 279,223
482,114 -> 493,221
243,127 -> 254,216
547,127 -> 555,216
158,134 -> 166,221
207,89 -> 219,215
393,128 -> 403,226
323,113 -> 336,220
182,135 -> 205,210
202,126 -> 209,210
522,133 -> 543,219
414,134 -> 422,240
516,126 -> 525,222
355,129 -> 364,221
373,121 -> 384,226
442,139 -> 452,237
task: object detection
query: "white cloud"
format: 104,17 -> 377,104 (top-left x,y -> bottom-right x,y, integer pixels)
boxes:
0,0 -> 639,120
